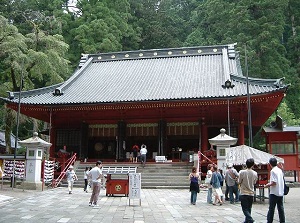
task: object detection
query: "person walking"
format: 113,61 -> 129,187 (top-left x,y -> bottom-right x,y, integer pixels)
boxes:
88,161 -> 103,207
189,167 -> 200,205
140,144 -> 147,167
83,167 -> 89,193
211,165 -> 223,205
132,144 -> 139,163
206,164 -> 213,204
264,157 -> 285,223
88,166 -> 92,189
238,158 -> 258,223
66,165 -> 78,194
224,166 -> 230,201
225,163 -> 239,204
218,168 -> 225,201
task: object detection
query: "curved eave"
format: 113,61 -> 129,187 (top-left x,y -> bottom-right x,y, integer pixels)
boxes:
5,90 -> 286,111
1,85 -> 288,107
4,90 -> 285,128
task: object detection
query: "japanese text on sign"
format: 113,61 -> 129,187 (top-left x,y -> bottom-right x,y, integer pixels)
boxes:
129,173 -> 141,199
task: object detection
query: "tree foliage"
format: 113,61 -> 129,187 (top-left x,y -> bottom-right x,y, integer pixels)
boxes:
70,0 -> 139,53
0,12 -> 70,151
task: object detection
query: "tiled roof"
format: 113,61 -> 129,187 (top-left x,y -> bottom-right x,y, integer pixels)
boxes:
263,126 -> 300,133
2,44 -> 288,105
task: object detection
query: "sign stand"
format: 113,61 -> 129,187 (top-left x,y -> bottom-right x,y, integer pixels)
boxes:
128,173 -> 141,206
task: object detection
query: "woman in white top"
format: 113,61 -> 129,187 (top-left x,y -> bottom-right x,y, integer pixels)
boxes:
206,164 -> 213,204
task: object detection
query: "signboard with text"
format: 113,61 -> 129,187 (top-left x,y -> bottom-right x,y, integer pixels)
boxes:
129,173 -> 141,200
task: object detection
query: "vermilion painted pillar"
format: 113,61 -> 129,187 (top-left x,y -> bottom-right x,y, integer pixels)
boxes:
49,109 -> 55,158
238,121 -> 245,145
201,123 -> 208,152
50,127 -> 55,158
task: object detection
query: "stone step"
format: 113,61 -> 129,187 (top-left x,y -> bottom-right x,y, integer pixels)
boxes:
139,175 -> 188,178
76,162 -> 191,167
61,180 -> 190,188
142,185 -> 189,189
60,183 -> 189,190
59,161 -> 193,189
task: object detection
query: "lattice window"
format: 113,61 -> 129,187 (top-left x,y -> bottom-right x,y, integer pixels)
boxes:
271,142 -> 295,154
56,129 -> 80,147
167,122 -> 199,136
127,123 -> 158,136
89,124 -> 117,137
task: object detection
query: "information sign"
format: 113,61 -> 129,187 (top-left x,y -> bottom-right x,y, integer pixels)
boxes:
128,173 -> 141,205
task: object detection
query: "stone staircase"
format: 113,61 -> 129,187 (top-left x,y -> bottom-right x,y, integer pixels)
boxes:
137,162 -> 193,189
60,161 -> 194,189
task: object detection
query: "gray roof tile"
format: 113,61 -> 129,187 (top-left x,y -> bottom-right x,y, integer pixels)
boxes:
2,44 -> 288,105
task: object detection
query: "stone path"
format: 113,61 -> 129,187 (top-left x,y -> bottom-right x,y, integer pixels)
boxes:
0,186 -> 299,222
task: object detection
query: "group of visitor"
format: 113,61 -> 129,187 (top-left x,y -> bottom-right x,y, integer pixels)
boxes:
189,157 -> 285,223
66,155 -> 286,222
65,161 -> 103,207
131,143 -> 148,167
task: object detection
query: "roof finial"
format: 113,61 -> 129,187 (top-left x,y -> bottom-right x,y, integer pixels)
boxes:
220,128 -> 226,137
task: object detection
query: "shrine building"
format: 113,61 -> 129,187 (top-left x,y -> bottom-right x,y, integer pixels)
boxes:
1,44 -> 289,162
263,115 -> 300,180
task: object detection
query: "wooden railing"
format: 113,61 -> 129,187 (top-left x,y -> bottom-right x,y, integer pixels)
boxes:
52,153 -> 77,188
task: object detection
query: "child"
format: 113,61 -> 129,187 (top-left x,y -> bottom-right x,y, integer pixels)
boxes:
66,165 -> 78,194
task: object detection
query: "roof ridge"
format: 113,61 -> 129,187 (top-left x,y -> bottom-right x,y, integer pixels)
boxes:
3,83 -> 62,100
53,57 -> 93,96
85,43 -> 237,63
231,74 -> 287,87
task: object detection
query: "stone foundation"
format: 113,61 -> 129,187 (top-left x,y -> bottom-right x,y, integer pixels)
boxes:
19,181 -> 43,190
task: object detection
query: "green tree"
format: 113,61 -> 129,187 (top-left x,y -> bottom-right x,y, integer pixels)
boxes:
269,100 -> 300,126
129,0 -> 195,49
243,0 -> 290,80
186,0 -> 290,79
284,0 -> 300,118
0,15 -> 70,152
0,15 -> 27,152
185,0 -> 299,145
70,0 -> 139,54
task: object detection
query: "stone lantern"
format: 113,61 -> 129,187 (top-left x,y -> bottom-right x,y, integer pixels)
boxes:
208,128 -> 237,171
19,132 -> 52,190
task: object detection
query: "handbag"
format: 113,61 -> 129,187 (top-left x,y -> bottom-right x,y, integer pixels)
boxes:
205,177 -> 211,184
215,187 -> 223,196
228,169 -> 238,182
